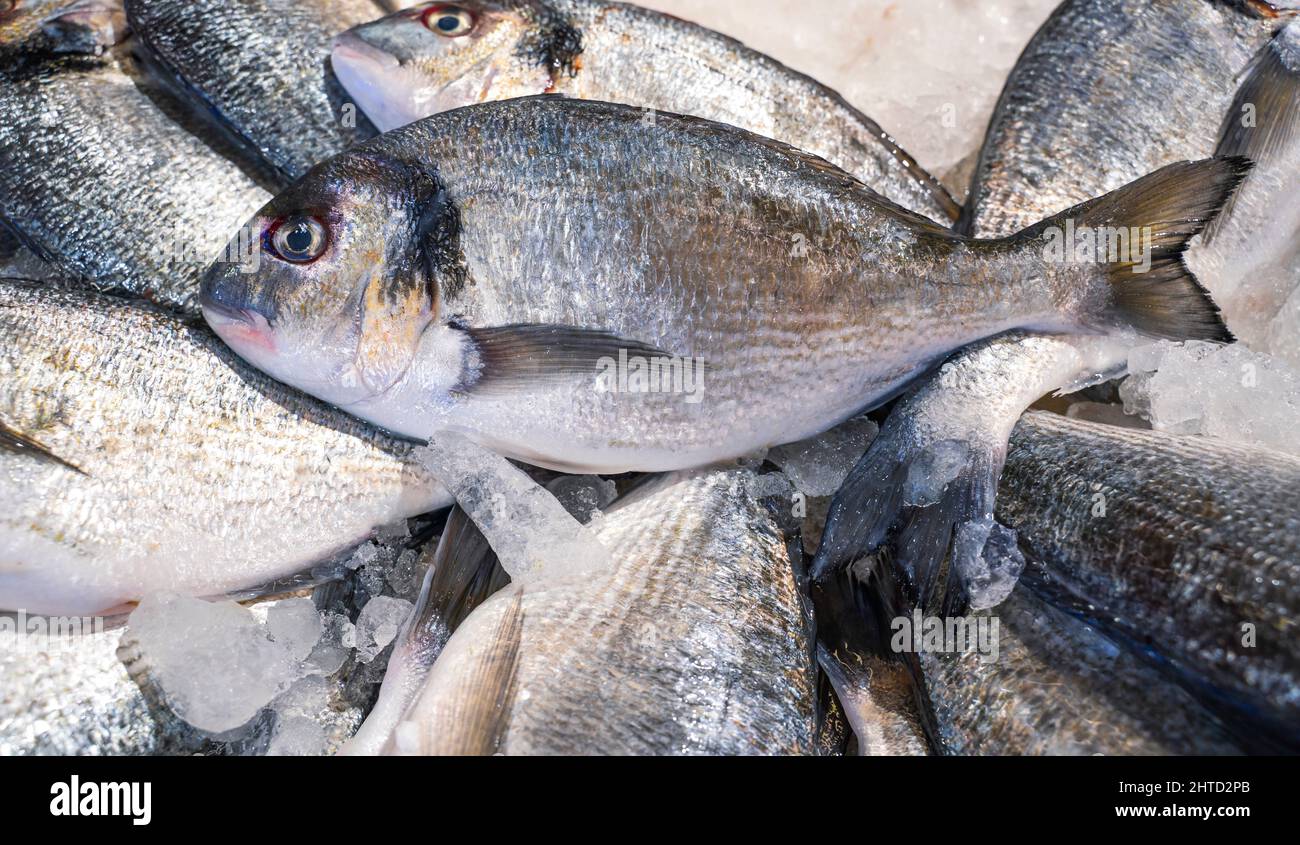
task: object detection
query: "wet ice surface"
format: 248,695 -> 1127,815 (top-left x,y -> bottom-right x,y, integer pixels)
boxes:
642,0 -> 1062,187
768,415 -> 878,498
416,432 -> 612,584
1121,341 -> 1300,457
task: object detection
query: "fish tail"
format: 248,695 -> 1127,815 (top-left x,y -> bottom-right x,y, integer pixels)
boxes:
1205,21 -> 1300,242
1023,157 -> 1250,342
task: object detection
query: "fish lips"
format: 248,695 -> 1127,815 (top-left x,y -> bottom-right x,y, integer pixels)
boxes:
199,274 -> 276,356
331,32 -> 415,133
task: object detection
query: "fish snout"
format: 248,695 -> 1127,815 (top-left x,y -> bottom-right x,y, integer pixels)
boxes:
331,32 -> 416,133
200,268 -> 276,355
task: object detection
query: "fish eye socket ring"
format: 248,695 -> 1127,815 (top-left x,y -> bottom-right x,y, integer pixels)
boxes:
422,4 -> 475,38
266,215 -> 329,264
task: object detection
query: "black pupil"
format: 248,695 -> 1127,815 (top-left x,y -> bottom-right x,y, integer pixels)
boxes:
285,223 -> 314,255
437,14 -> 461,32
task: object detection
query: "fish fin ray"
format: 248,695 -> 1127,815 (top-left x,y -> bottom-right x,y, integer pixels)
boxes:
0,420 -> 87,476
454,323 -> 698,395
1206,24 -> 1300,242
1024,157 -> 1249,342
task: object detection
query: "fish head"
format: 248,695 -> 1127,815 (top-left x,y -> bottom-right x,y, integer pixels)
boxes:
0,0 -> 126,54
201,151 -> 458,409
331,1 -> 580,132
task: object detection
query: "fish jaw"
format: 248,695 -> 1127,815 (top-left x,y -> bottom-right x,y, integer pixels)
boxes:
332,33 -> 422,133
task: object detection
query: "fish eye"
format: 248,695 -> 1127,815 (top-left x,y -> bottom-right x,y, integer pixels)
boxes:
267,216 -> 328,264
421,5 -> 475,38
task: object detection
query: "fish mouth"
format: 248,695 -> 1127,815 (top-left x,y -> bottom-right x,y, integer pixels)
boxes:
200,298 -> 276,355
331,32 -> 428,132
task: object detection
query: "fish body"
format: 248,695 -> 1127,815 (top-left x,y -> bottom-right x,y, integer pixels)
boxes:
999,412 -> 1300,751
125,0 -> 391,183
916,584 -> 1242,756
331,0 -> 958,221
384,470 -> 820,755
0,24 -> 270,313
0,622 -> 202,755
0,281 -> 452,616
816,0 -> 1296,610
201,96 -> 1237,475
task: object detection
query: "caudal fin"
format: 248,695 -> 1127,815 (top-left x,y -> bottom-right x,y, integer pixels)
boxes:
1022,157 -> 1250,342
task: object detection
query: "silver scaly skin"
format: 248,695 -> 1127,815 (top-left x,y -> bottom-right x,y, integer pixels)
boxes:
382,470 -> 820,756
0,623 -> 203,755
815,0 -> 1297,612
999,412 -> 1300,751
125,0 -> 396,183
201,96 -> 1239,475
916,585 -> 1243,756
0,281 -> 452,616
330,0 -> 959,222
0,2 -> 270,315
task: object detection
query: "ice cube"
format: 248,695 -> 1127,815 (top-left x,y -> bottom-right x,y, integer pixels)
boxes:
768,416 -> 879,498
354,596 -> 414,664
903,440 -> 969,507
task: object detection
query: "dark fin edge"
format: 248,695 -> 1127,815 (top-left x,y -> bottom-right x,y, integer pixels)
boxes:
0,420 -> 87,476
455,323 -> 696,396
1206,24 -> 1300,241
1021,157 -> 1250,342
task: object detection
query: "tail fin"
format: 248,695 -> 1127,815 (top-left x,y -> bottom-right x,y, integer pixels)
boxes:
1023,157 -> 1250,342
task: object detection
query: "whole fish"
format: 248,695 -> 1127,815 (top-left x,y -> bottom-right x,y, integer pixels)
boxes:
0,622 -> 202,755
125,0 -> 393,183
0,281 -> 453,616
201,96 -> 1240,476
998,412 -> 1300,751
0,3 -> 270,314
376,469 -> 820,755
330,0 -> 958,222
815,0 -> 1298,612
911,583 -> 1243,756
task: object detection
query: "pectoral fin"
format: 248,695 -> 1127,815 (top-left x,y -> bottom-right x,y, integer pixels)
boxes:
454,323 -> 688,395
0,421 -> 86,476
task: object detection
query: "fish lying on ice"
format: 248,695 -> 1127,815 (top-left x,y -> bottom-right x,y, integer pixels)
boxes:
201,95 -> 1241,476
816,0 -> 1299,612
0,0 -> 270,314
0,620 -> 202,756
999,411 -> 1300,752
0,280 -> 452,616
125,0 -> 394,183
367,469 -> 820,755
330,0 -> 958,221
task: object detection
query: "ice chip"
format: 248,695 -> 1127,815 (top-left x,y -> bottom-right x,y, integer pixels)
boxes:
265,715 -> 327,756
125,594 -> 314,734
546,475 -> 618,523
956,521 -> 1027,611
1121,341 -> 1300,456
417,432 -> 613,584
265,598 -> 323,663
768,416 -> 880,497
355,596 -> 413,664
903,440 -> 969,507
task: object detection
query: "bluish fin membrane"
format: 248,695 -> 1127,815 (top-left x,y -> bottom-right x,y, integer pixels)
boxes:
1206,21 -> 1300,242
1017,157 -> 1249,342
813,416 -> 1002,617
0,420 -> 86,476
455,322 -> 694,395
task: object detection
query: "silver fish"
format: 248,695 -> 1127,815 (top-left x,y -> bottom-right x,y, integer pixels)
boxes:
201,96 -> 1240,476
815,0 -> 1297,611
999,411 -> 1300,751
0,3 -> 270,314
0,620 -> 202,755
0,280 -> 452,616
125,0 -> 394,183
911,583 -> 1243,756
375,469 -> 820,755
330,0 -> 959,222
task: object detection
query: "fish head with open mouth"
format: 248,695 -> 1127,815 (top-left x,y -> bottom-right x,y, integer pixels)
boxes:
331,1 -> 582,132
200,151 -> 464,412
